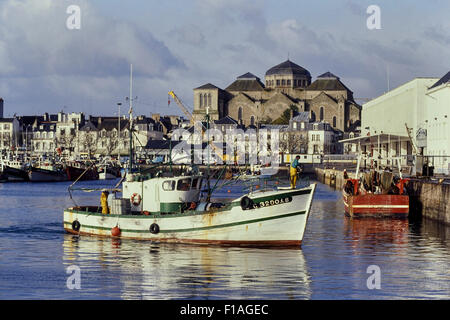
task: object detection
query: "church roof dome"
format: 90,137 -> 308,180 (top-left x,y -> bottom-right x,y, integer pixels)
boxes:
265,60 -> 311,77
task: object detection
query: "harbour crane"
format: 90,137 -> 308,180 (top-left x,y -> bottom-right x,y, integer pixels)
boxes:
168,91 -> 193,124
405,123 -> 418,155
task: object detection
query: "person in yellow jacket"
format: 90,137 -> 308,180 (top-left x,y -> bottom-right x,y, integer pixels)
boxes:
101,191 -> 109,214
290,156 -> 301,189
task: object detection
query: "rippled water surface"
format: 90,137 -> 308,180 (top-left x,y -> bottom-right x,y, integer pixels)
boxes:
0,179 -> 449,299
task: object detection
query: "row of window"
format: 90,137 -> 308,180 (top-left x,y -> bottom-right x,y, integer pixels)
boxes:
199,93 -> 212,108
311,108 -> 338,128
237,107 -> 255,125
0,133 -> 12,139
0,124 -> 11,130
98,131 -> 128,138
162,177 -> 203,192
34,142 -> 54,150
266,79 -> 309,87
34,132 -> 55,139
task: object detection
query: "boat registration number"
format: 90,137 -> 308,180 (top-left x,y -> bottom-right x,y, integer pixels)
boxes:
253,196 -> 292,209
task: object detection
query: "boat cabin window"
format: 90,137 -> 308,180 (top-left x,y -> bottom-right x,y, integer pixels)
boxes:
191,178 -> 199,189
162,180 -> 175,191
177,178 -> 191,191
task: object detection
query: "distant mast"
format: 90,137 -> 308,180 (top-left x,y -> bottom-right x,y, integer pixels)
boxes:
128,64 -> 134,172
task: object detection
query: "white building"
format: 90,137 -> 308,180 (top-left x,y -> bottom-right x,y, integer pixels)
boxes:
342,75 -> 449,175
361,78 -> 438,170
56,112 -> 85,157
425,71 -> 450,174
0,118 -> 20,150
362,78 -> 438,140
307,122 -> 340,155
32,122 -> 57,155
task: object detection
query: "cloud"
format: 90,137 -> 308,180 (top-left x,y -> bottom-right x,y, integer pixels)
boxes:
424,25 -> 450,46
0,0 -> 183,78
1,0 -> 449,118
168,24 -> 206,47
345,0 -> 365,16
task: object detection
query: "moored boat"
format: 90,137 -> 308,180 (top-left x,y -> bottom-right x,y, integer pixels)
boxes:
0,155 -> 30,181
1,165 -> 29,181
98,166 -> 121,180
28,166 -> 68,182
233,165 -> 272,181
66,161 -> 99,181
64,172 -> 316,247
342,157 -> 409,218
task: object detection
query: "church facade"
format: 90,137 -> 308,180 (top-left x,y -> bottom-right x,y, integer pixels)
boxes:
192,60 -> 361,132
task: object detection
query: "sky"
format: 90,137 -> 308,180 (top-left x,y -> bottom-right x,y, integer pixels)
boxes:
0,0 -> 449,118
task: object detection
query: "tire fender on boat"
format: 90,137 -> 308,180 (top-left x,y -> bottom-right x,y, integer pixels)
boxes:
72,220 -> 81,232
240,196 -> 253,210
149,223 -> 160,234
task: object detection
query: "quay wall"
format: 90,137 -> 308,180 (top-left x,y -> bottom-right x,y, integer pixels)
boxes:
315,167 -> 450,225
408,180 -> 450,225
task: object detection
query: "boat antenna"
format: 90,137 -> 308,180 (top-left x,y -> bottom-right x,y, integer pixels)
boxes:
206,106 -> 212,202
127,64 -> 135,173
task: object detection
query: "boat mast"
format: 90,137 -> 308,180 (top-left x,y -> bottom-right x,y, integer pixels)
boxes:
206,106 -> 211,202
118,102 -> 121,164
128,64 -> 134,172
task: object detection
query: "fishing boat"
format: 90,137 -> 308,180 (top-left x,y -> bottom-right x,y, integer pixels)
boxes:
234,165 -> 272,181
28,166 -> 68,182
0,156 -> 30,182
64,171 -> 316,246
342,156 -> 409,218
98,159 -> 121,180
66,161 -> 99,181
98,166 -> 121,180
63,64 -> 316,247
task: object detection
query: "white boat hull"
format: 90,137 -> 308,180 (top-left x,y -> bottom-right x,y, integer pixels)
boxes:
63,184 -> 316,247
99,172 -> 117,180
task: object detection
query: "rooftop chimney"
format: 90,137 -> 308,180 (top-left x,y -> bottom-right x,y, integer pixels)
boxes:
152,113 -> 161,122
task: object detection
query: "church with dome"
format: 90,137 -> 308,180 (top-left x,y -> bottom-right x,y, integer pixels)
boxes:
192,59 -> 361,133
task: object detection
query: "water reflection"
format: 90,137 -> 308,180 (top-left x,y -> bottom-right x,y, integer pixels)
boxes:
3,180 -> 450,299
344,218 -> 410,246
62,235 -> 312,299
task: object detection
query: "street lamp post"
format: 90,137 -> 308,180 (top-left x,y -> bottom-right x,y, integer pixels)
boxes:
117,102 -> 122,163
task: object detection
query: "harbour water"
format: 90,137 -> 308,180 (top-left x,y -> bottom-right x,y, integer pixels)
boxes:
0,179 -> 449,300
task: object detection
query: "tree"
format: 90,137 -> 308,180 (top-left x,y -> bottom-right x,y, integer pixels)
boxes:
280,131 -> 308,154
59,133 -> 76,158
81,131 -> 98,158
104,132 -> 118,156
272,105 -> 299,125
